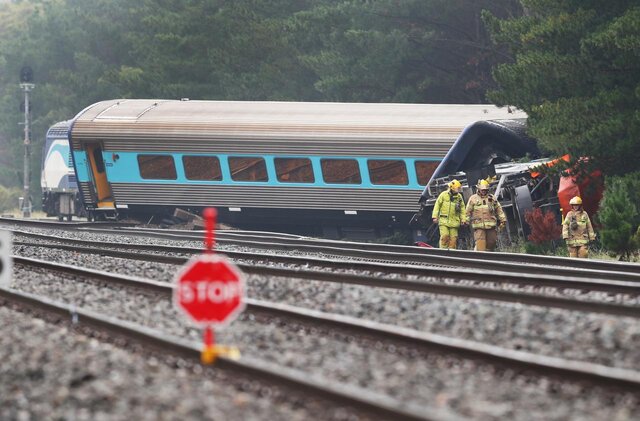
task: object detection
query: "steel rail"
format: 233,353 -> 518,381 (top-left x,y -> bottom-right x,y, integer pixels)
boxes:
0,287 -> 439,421
215,233 -> 640,277
213,230 -> 640,271
81,227 -> 640,282
7,260 -> 640,392
207,229 -> 640,273
110,225 -> 640,272
12,253 -> 640,318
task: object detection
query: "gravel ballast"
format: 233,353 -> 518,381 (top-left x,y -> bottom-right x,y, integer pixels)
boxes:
10,249 -> 640,371
0,305 -> 365,421
7,265 -> 640,420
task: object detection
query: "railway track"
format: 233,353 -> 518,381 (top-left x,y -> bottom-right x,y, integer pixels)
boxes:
107,226 -> 640,275
7,256 -> 640,393
54,226 -> 640,281
11,234 -> 640,318
3,217 -> 638,277
8,227 -> 640,287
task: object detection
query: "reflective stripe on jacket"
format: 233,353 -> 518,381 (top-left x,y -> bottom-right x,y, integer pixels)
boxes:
432,190 -> 466,228
562,210 -> 596,246
465,194 -> 506,229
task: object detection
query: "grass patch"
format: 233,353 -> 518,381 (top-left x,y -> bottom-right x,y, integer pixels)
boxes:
1,209 -> 48,219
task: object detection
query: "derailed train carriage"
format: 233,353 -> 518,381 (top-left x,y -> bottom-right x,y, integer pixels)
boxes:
67,99 -> 538,239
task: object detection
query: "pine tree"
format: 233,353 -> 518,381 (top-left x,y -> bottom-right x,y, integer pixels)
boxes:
598,176 -> 640,260
484,1 -> 640,177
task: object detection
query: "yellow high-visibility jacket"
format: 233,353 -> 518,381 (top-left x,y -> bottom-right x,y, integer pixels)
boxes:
432,190 -> 467,228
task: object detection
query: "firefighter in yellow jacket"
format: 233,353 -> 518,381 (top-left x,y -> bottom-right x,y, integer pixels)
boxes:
562,196 -> 596,258
432,179 -> 467,249
465,179 -> 506,252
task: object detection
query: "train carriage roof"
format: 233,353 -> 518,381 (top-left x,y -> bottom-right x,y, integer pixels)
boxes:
74,99 -> 525,124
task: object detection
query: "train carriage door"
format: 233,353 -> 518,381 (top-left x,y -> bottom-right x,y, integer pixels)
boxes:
85,143 -> 114,208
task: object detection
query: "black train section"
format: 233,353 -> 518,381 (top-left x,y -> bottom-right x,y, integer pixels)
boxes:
411,119 -> 562,248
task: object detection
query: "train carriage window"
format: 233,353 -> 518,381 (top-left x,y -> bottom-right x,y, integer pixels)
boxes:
367,160 -> 408,185
138,155 -> 177,180
415,161 -> 440,185
321,159 -> 361,184
229,157 -> 268,182
275,158 -> 314,183
183,156 -> 222,181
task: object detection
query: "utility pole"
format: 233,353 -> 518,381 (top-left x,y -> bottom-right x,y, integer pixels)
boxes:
19,66 -> 34,218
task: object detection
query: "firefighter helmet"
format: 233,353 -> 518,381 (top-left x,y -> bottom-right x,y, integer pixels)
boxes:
569,196 -> 583,205
476,179 -> 490,190
449,179 -> 462,190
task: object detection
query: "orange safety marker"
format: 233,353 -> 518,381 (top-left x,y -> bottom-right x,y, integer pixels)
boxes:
173,208 -> 245,365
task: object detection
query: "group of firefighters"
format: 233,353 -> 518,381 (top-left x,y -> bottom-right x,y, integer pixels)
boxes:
432,179 -> 596,258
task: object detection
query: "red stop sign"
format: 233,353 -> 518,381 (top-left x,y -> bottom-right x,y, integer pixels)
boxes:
174,254 -> 246,326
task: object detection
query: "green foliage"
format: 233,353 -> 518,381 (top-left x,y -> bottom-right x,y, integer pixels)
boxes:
0,184 -> 21,213
484,1 -> 640,177
524,240 -> 565,256
598,173 -> 640,260
294,0 -> 522,103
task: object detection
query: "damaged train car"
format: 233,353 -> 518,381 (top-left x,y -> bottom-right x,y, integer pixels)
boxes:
413,121 -> 603,248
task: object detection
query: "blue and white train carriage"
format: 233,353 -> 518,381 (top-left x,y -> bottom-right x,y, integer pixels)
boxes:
68,99 -> 536,238
41,120 -> 83,220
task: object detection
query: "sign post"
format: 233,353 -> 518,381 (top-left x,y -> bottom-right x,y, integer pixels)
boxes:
174,208 -> 245,364
0,231 -> 12,288
19,66 -> 35,218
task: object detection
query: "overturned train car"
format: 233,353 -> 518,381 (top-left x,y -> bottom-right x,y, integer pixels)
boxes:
68,99 -> 536,239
